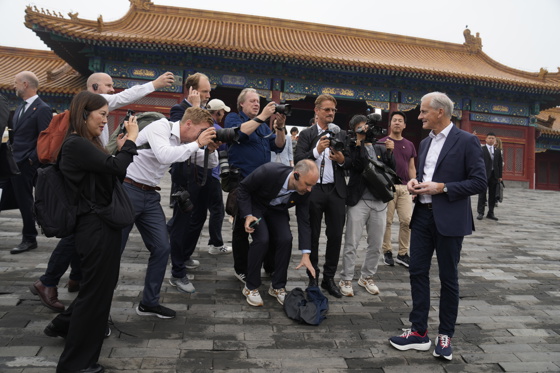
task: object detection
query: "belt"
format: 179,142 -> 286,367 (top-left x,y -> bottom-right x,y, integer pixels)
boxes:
417,202 -> 433,210
123,177 -> 161,191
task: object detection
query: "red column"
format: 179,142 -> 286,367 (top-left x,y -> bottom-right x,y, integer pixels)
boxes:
527,126 -> 536,189
461,110 -> 472,133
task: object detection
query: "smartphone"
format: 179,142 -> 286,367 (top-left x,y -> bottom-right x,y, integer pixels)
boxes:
119,109 -> 135,135
249,217 -> 262,228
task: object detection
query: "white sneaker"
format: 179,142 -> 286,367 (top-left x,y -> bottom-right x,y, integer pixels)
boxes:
185,259 -> 200,269
338,280 -> 354,297
242,285 -> 263,306
208,245 -> 232,255
268,286 -> 287,305
169,276 -> 195,293
234,272 -> 246,283
358,276 -> 379,295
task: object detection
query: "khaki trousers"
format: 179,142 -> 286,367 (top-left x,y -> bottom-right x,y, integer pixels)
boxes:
382,184 -> 412,256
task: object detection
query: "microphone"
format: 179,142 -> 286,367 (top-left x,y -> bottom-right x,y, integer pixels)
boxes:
327,123 -> 340,134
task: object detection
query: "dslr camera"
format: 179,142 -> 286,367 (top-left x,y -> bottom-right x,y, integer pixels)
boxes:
322,130 -> 345,152
274,103 -> 292,116
213,127 -> 240,144
171,189 -> 193,213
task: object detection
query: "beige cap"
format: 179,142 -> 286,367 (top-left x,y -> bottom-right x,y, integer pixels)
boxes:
206,99 -> 231,112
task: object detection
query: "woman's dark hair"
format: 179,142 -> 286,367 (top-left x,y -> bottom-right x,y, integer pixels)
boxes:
67,91 -> 108,150
349,114 -> 367,130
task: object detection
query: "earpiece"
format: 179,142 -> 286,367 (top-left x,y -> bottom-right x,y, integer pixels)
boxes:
294,172 -> 300,181
83,111 -> 89,120
92,83 -> 99,91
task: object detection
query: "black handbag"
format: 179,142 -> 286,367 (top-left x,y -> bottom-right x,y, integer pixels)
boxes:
88,176 -> 135,229
361,145 -> 398,203
0,142 -> 20,179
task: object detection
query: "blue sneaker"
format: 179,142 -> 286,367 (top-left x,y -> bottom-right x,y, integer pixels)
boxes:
433,334 -> 452,360
389,328 -> 431,351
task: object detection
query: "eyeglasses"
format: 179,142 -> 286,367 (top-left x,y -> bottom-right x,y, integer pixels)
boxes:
320,107 -> 337,113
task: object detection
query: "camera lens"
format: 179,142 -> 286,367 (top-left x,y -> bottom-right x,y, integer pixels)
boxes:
274,104 -> 292,116
214,128 -> 239,143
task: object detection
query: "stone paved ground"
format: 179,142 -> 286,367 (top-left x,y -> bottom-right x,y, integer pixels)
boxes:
1,174 -> 559,372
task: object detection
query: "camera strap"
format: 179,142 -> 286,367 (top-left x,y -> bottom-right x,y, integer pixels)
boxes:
190,148 -> 210,187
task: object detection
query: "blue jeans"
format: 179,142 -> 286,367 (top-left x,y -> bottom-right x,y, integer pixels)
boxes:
408,205 -> 463,337
121,183 -> 170,307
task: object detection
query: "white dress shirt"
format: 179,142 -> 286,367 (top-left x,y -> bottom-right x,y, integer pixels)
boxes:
312,124 -> 335,184
125,118 -> 218,186
99,81 -> 156,146
419,122 -> 453,203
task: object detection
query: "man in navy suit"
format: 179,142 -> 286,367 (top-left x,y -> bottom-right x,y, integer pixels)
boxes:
389,92 -> 486,361
476,132 -> 502,221
3,71 -> 52,254
237,160 -> 318,307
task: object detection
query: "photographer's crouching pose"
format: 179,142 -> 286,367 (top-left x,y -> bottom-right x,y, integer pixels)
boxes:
339,115 -> 395,297
120,107 -> 218,319
237,160 -> 318,307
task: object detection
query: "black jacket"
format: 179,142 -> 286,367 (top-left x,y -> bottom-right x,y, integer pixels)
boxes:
346,142 -> 395,206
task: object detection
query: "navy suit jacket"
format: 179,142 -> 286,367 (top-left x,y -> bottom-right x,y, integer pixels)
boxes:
11,96 -> 51,164
237,162 -> 312,251
169,99 -> 191,122
294,124 -> 351,199
412,125 -> 487,237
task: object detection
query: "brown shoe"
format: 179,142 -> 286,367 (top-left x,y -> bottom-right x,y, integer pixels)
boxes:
67,279 -> 80,293
29,280 -> 65,312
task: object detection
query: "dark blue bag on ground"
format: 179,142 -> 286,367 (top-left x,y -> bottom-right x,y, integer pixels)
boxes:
283,286 -> 328,325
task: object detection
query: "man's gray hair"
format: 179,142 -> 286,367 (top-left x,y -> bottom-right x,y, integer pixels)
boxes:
422,92 -> 454,118
17,71 -> 39,89
294,159 -> 318,176
237,88 -> 257,111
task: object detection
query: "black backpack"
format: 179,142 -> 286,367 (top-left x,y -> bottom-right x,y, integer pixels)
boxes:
283,286 -> 329,325
34,161 -> 77,238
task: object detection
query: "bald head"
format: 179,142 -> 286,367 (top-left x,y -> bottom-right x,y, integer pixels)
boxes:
14,71 -> 39,99
87,73 -> 115,94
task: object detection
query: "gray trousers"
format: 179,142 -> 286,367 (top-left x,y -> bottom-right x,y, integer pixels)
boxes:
340,197 -> 387,281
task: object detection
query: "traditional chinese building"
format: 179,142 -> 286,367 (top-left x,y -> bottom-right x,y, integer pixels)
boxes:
1,0 -> 560,189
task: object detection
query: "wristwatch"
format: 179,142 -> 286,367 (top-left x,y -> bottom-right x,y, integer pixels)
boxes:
442,184 -> 448,193
253,117 -> 265,124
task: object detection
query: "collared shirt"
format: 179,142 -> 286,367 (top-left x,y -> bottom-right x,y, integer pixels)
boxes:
313,124 -> 335,184
224,110 -> 282,178
125,118 -> 217,186
420,122 -> 453,203
270,174 -> 294,206
21,95 -> 38,115
99,81 -> 156,146
486,144 -> 495,168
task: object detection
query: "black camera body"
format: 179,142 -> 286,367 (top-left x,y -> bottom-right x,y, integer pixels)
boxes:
171,189 -> 193,213
323,130 -> 345,152
119,109 -> 135,135
214,127 -> 240,144
274,103 -> 292,116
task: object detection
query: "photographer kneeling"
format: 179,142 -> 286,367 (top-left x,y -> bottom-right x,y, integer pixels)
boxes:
338,114 -> 396,297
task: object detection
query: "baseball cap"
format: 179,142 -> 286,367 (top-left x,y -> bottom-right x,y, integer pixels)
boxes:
206,99 -> 231,112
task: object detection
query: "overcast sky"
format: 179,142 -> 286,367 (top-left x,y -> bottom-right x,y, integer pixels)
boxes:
1,0 -> 558,73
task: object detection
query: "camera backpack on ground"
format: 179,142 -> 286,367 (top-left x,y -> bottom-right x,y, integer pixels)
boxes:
283,286 -> 329,326
37,110 -> 70,164
105,111 -> 166,154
